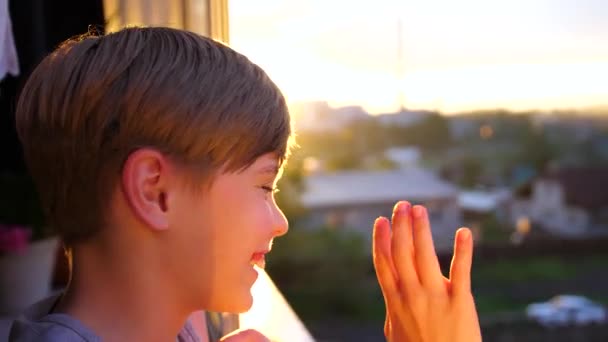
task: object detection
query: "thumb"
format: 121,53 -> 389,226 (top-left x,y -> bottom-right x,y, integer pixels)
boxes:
220,329 -> 270,342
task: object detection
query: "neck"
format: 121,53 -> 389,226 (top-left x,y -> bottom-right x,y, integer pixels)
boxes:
56,238 -> 191,342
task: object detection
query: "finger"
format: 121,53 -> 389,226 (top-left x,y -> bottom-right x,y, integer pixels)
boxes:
411,205 -> 444,291
374,216 -> 399,280
390,201 -> 419,291
449,228 -> 474,296
220,329 -> 270,342
384,313 -> 391,338
373,217 -> 400,299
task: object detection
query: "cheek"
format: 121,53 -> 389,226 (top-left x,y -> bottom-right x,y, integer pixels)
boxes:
248,195 -> 279,233
213,190 -> 274,232
204,192 -> 256,251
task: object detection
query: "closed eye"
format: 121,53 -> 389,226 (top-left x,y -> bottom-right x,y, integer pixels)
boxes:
261,186 -> 279,194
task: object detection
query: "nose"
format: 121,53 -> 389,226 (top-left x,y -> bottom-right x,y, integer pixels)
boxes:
272,203 -> 289,237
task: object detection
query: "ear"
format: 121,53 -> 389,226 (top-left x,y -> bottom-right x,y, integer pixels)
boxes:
121,148 -> 172,231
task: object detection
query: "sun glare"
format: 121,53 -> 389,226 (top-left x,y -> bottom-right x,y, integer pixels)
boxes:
239,267 -> 315,342
230,1 -> 608,114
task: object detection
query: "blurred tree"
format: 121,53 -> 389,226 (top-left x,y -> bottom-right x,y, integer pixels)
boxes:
384,113 -> 451,150
275,151 -> 307,222
417,113 -> 451,150
266,227 -> 374,319
460,157 -> 483,188
349,118 -> 388,154
324,151 -> 361,171
520,129 -> 556,173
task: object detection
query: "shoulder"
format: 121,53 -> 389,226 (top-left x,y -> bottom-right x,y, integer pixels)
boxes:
9,314 -> 99,342
8,295 -> 100,342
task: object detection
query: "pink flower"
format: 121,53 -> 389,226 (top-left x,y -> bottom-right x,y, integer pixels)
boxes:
0,224 -> 32,254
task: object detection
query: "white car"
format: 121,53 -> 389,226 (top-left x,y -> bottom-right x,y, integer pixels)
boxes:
526,295 -> 607,327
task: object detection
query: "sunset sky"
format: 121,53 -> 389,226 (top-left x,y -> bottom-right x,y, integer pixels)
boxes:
229,0 -> 608,114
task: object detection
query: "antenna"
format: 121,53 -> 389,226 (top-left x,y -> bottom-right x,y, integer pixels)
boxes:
397,18 -> 405,113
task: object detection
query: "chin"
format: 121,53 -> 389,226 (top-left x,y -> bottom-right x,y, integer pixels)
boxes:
220,292 -> 254,314
203,272 -> 257,313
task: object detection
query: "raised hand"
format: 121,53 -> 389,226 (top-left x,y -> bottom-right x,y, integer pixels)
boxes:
372,201 -> 482,342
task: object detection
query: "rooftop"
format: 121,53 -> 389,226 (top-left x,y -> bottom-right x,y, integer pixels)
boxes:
302,167 -> 458,208
458,189 -> 512,213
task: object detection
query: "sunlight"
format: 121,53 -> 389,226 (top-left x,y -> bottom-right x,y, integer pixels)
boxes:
230,0 -> 608,114
242,45 -> 608,114
239,267 -> 315,342
401,62 -> 608,113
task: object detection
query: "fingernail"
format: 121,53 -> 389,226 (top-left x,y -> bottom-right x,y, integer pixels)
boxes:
412,205 -> 425,218
458,228 -> 471,241
394,201 -> 410,213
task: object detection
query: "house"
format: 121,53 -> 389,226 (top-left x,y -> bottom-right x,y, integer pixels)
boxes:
458,188 -> 512,219
301,167 -> 462,253
510,167 -> 608,237
384,146 -> 421,169
448,117 -> 479,140
457,188 -> 513,242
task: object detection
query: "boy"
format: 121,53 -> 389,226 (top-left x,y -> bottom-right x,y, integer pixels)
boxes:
10,27 -> 481,341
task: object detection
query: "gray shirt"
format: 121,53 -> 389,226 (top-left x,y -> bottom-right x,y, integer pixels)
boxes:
8,295 -> 200,342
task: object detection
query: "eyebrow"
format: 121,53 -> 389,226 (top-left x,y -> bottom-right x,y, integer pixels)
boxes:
258,165 -> 280,175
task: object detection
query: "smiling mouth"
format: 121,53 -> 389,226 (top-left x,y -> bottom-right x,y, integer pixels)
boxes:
250,252 -> 267,269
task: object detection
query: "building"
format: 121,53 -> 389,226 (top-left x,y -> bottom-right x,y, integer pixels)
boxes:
301,167 -> 462,253
459,188 -> 512,217
510,167 -> 608,237
458,188 -> 514,241
384,146 -> 421,169
290,102 -> 369,132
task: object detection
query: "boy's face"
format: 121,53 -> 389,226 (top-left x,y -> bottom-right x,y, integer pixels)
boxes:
168,152 -> 288,313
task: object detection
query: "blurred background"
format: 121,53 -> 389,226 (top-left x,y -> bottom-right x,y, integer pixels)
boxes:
1,0 -> 608,341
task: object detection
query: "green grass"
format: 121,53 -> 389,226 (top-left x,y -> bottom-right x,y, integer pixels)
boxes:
475,295 -> 529,314
280,251 -> 608,322
472,254 -> 608,316
284,279 -> 386,323
473,254 -> 608,284
589,296 -> 608,306
474,258 -> 574,283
